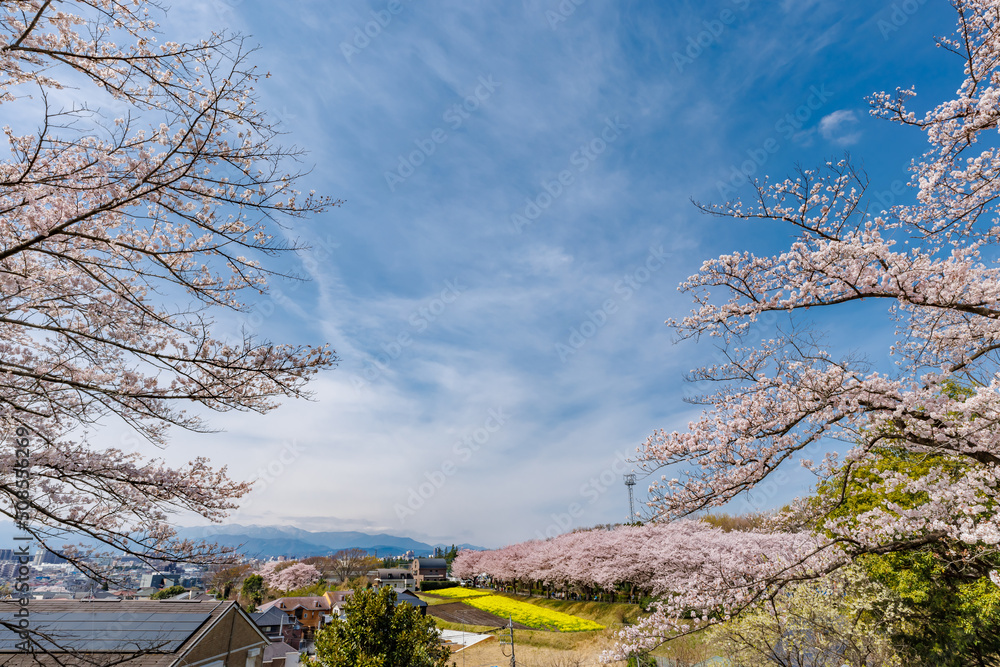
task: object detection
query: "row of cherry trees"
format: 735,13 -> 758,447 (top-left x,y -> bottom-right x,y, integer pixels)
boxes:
464,1 -> 1000,661
633,0 -> 1000,658
453,521 -> 831,610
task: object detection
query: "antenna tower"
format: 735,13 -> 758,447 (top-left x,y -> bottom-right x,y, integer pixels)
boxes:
624,473 -> 636,521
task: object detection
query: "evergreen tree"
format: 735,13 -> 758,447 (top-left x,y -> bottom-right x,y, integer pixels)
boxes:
241,574 -> 265,610
307,586 -> 452,667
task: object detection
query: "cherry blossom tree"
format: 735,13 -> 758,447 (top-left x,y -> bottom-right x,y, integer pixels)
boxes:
705,564 -> 910,667
451,522 -> 831,612
262,561 -> 321,593
625,0 -> 1000,651
0,0 -> 338,581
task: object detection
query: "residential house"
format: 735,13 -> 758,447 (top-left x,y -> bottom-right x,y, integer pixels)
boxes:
251,606 -> 293,642
262,642 -> 300,667
321,591 -> 351,623
139,574 -> 175,589
396,590 -> 428,616
250,607 -> 295,642
0,598 -> 268,667
373,568 -> 415,593
257,597 -> 330,639
410,558 -> 447,587
169,591 -> 216,602
322,590 -> 351,607
318,589 -> 426,619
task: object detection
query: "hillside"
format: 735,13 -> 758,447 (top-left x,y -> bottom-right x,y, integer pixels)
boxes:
172,524 -> 482,558
0,521 -> 482,559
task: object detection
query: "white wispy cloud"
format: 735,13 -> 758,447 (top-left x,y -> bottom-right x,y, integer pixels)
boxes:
819,109 -> 862,146
83,0 -> 931,548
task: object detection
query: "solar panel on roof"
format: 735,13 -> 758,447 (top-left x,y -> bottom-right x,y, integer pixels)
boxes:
0,611 -> 212,653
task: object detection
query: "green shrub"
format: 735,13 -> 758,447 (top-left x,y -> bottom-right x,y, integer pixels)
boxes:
150,585 -> 187,600
418,581 -> 458,592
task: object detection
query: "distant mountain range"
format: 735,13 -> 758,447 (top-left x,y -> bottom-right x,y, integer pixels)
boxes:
0,522 -> 482,559
172,525 -> 482,559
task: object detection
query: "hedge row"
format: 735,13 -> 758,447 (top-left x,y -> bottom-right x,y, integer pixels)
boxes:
419,580 -> 459,591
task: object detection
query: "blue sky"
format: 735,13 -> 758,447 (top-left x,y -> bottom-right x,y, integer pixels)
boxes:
107,0 -> 964,548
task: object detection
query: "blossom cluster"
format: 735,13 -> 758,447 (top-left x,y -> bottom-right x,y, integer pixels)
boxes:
640,0 -> 1000,558
622,0 -> 1000,657
453,521 -> 835,654
259,561 -> 321,592
0,0 -> 338,577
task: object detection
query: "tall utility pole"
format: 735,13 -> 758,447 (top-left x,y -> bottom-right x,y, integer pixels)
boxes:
624,473 -> 636,521
498,616 -> 516,667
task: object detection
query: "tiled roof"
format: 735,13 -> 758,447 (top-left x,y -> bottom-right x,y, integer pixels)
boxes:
263,642 -> 298,663
250,606 -> 289,626
259,597 -> 330,612
323,591 -> 351,603
395,591 -> 427,608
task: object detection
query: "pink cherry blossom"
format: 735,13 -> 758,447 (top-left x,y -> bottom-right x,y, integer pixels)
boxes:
0,1 -> 338,581
261,562 -> 321,593
453,521 -> 836,661
616,0 -> 1000,656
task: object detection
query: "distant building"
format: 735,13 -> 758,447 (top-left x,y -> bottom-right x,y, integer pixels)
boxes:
410,558 -> 447,586
31,549 -> 66,566
373,568 -> 416,593
139,573 -> 173,589
139,573 -> 201,589
169,591 -> 215,601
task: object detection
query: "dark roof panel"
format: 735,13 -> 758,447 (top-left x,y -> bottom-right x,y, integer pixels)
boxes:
0,611 -> 211,653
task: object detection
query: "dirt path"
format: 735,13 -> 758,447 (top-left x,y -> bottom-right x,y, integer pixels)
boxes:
426,601 -> 532,630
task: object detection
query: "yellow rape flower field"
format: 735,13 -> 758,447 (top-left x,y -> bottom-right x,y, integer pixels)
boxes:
463,594 -> 605,632
426,587 -> 492,599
